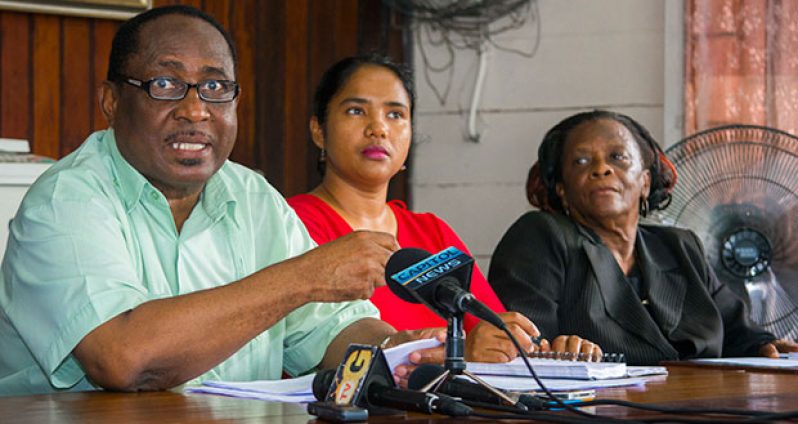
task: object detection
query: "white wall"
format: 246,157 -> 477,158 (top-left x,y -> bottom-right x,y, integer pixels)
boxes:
410,0 -> 672,272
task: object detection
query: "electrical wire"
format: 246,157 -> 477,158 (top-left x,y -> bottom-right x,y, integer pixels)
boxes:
466,43 -> 488,142
383,0 -> 541,105
502,328 -> 600,419
576,399 -> 776,417
461,400 -> 639,424
458,398 -> 798,424
493,327 -> 798,423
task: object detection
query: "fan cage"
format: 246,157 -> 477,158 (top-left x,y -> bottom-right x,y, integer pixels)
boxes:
647,124 -> 798,340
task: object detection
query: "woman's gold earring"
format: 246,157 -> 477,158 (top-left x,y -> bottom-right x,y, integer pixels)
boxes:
400,164 -> 407,171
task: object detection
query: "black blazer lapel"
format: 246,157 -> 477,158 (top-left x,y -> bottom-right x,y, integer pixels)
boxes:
637,228 -> 688,340
580,229 -> 678,358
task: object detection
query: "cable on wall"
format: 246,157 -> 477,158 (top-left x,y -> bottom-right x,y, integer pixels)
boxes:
383,0 -> 541,142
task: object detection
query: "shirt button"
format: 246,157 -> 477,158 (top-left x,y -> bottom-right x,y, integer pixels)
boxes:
150,191 -> 159,200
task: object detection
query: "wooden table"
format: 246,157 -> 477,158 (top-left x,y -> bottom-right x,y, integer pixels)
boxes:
2,365 -> 797,423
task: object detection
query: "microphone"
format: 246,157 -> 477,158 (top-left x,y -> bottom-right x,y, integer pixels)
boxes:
408,364 -> 545,411
311,344 -> 472,417
385,247 -> 505,329
313,369 -> 471,416
312,367 -> 337,401
366,382 -> 472,416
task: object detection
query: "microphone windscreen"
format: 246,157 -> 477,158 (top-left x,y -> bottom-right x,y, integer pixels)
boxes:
384,248 -> 431,303
312,369 -> 337,401
407,364 -> 445,391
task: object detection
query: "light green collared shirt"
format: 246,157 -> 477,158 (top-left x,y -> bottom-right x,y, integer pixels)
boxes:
0,129 -> 378,396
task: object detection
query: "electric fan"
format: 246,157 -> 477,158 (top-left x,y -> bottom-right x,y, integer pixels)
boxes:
647,125 -> 798,340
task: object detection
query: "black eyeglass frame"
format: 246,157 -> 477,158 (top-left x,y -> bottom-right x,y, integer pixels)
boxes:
118,75 -> 240,103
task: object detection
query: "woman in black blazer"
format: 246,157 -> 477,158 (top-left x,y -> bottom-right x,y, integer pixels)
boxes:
489,110 -> 798,365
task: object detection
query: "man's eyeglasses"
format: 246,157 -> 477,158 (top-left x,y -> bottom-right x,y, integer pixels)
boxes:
119,76 -> 240,103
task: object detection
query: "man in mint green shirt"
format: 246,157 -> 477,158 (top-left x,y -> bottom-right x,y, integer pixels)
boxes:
0,6 -> 406,395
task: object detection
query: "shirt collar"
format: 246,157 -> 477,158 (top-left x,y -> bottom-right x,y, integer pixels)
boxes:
105,129 -> 239,227
105,129 -> 149,212
201,163 -> 240,228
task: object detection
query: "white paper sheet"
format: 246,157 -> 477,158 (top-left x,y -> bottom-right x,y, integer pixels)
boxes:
626,365 -> 668,377
383,337 -> 442,370
186,338 -> 443,402
202,373 -> 315,394
689,357 -> 798,368
472,375 -> 660,392
467,357 -> 628,380
186,385 -> 317,403
185,338 -> 666,403
184,373 -> 316,403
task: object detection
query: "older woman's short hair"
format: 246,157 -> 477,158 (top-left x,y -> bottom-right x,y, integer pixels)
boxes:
527,110 -> 677,214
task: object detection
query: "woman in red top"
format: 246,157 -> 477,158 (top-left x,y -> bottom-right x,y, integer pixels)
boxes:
289,195 -> 497,333
288,54 -> 600,363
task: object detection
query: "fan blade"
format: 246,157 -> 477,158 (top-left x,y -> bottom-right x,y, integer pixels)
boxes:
746,269 -> 798,340
648,125 -> 798,339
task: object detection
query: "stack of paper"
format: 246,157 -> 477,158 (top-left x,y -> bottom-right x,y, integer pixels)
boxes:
467,357 -> 628,380
185,338 -> 443,402
688,357 -> 798,369
474,375 -> 657,392
627,365 -> 668,377
185,373 -> 316,402
185,339 -> 668,402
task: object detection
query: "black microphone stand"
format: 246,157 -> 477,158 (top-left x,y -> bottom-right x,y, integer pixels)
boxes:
416,313 -> 519,407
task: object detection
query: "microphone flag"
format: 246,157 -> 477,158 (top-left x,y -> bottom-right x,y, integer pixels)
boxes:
323,344 -> 400,415
387,246 -> 474,319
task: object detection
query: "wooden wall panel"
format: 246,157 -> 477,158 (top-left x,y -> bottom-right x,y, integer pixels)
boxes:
256,0 -> 286,189
91,20 -> 117,131
0,12 -> 30,140
0,0 -> 406,199
31,14 -> 61,159
334,0 -> 359,59
306,1 -> 336,191
303,0 -> 361,194
180,0 -> 202,9
281,1 -> 310,196
201,0 -> 229,28
60,17 -> 92,156
227,0 -> 256,169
